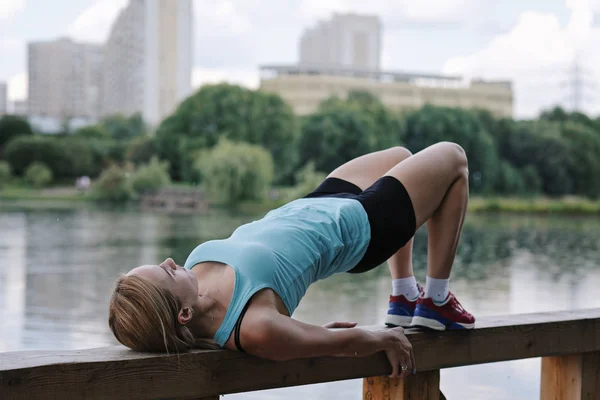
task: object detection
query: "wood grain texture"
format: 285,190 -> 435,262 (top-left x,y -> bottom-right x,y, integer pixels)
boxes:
1,309 -> 599,400
540,351 -> 600,400
363,371 -> 439,400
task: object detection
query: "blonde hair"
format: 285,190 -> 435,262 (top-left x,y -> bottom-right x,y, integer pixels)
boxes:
108,275 -> 219,353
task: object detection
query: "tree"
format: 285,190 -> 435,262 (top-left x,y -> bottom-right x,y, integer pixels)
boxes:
402,105 -> 500,193
75,125 -> 109,139
100,113 -> 146,140
25,162 -> 53,188
195,139 -> 274,205
155,84 -> 296,183
298,100 -> 378,174
0,115 -> 33,154
561,122 -> 600,198
4,136 -> 71,177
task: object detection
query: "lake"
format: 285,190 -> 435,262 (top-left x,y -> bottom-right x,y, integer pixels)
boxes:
1,203 -> 599,399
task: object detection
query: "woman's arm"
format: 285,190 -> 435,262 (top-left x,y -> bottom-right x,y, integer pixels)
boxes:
240,312 -> 415,379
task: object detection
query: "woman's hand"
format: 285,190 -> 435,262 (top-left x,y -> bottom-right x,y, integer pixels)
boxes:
376,327 -> 415,379
322,321 -> 357,329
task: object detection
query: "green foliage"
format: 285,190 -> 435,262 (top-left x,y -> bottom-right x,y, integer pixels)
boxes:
75,125 -> 109,139
403,105 -> 500,193
0,161 -> 12,188
126,136 -> 156,165
155,84 -> 296,183
195,139 -> 274,205
25,162 -> 53,189
59,137 -> 97,177
493,161 -> 526,195
298,100 -> 379,174
561,122 -> 600,198
0,115 -> 33,150
100,113 -> 146,140
285,162 -> 327,202
4,136 -> 71,177
130,157 -> 171,194
90,165 -> 135,202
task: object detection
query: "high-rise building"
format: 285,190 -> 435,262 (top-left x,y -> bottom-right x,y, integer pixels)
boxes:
103,0 -> 193,125
27,38 -> 103,119
299,13 -> 382,70
0,82 -> 7,115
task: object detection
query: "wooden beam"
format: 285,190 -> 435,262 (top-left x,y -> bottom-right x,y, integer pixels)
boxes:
1,309 -> 599,400
363,371 -> 440,399
540,351 -> 600,400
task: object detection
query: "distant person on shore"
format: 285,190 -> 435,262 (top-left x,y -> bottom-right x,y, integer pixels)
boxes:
108,142 -> 474,378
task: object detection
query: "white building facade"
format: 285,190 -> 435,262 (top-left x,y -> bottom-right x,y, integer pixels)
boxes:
103,0 -> 193,125
0,82 -> 7,115
27,38 -> 103,119
299,13 -> 382,71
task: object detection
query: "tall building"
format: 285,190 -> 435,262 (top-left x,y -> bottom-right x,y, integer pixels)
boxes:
103,0 -> 193,125
0,82 -> 6,115
27,38 -> 103,119
299,13 -> 382,70
260,65 -> 513,118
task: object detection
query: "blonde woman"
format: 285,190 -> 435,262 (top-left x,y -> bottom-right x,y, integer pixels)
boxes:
109,141 -> 475,379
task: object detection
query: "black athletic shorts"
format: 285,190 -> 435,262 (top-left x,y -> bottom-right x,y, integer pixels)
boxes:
304,176 -> 416,274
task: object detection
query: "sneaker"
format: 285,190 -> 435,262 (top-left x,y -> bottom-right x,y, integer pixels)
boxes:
385,285 -> 422,328
411,292 -> 475,330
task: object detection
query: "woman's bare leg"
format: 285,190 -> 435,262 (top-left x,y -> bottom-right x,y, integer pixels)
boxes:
326,147 -> 415,281
384,142 -> 469,285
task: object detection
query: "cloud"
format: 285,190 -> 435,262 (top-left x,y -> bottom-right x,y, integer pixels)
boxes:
8,72 -> 27,101
67,0 -> 127,43
0,0 -> 25,19
192,67 -> 259,90
442,1 -> 600,117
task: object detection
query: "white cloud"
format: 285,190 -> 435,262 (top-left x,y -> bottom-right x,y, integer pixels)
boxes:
67,0 -> 127,43
194,0 -> 252,36
192,67 -> 259,90
8,72 -> 27,101
0,0 -> 25,19
443,1 -> 600,117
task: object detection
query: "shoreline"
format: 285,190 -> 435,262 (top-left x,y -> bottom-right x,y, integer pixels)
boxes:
2,186 -> 599,215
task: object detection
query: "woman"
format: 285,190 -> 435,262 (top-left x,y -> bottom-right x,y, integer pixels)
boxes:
109,141 -> 475,379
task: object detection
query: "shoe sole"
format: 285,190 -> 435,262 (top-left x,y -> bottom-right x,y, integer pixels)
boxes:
411,316 -> 475,331
385,315 -> 413,328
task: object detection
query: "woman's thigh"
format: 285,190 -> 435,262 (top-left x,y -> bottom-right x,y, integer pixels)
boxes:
327,146 -> 412,191
384,142 -> 468,228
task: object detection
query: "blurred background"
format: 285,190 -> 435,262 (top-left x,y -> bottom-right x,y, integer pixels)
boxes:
1,1 -> 600,399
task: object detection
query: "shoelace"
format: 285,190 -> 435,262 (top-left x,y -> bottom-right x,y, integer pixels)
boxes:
449,294 -> 467,314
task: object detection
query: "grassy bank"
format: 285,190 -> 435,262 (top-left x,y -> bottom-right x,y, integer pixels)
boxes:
2,184 -> 600,215
469,196 -> 600,214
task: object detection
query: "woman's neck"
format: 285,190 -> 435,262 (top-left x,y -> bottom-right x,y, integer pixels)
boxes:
188,263 -> 234,339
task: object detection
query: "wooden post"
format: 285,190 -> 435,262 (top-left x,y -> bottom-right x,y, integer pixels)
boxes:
540,352 -> 600,400
363,371 -> 440,400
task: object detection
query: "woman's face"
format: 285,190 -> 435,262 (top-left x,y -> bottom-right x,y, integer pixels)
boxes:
127,258 -> 198,306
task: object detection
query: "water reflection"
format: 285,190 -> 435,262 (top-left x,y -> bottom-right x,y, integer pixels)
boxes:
0,207 -> 599,399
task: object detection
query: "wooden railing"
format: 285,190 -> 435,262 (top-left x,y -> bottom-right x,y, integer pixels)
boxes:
1,309 -> 599,400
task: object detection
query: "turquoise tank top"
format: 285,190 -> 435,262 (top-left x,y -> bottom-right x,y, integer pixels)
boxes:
184,197 -> 371,347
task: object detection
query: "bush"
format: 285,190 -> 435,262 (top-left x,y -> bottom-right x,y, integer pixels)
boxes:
126,136 -> 156,165
0,115 -> 33,150
285,162 -> 327,201
4,136 -> 71,177
0,161 -> 12,188
25,162 -> 53,189
90,165 -> 135,202
75,125 -> 109,139
195,139 -> 274,205
130,157 -> 171,194
59,137 -> 97,177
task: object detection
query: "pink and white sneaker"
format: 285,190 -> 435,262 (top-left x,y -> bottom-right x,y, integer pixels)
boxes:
410,292 -> 475,330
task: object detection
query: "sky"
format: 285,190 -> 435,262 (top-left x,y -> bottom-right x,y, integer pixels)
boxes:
1,0 -> 600,118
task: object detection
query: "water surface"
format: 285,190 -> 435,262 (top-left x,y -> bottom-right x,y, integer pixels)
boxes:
0,204 -> 598,399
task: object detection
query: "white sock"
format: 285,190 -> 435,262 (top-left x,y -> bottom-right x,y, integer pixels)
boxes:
425,276 -> 449,303
392,276 -> 420,300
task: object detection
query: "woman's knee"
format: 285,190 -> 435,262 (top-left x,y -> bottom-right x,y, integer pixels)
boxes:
387,146 -> 413,161
436,142 -> 468,170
